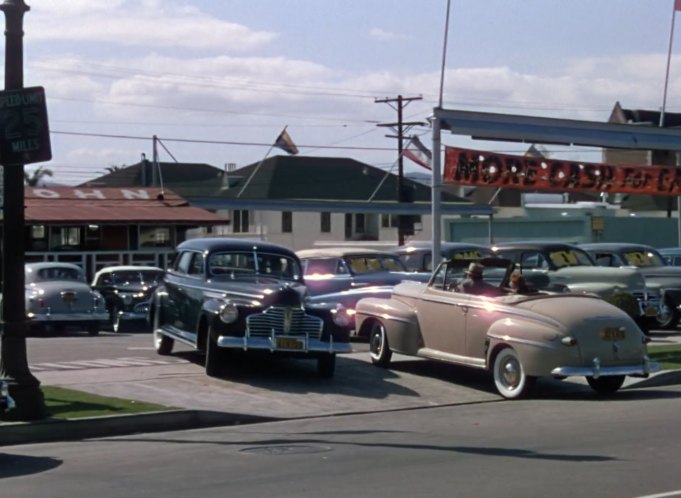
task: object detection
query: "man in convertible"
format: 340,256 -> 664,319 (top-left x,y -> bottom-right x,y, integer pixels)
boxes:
456,262 -> 501,296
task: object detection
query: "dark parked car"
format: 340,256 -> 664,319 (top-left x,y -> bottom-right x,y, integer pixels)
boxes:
149,238 -> 352,377
581,242 -> 681,329
296,247 -> 429,296
0,380 -> 14,414
91,265 -> 165,332
392,241 -> 493,274
491,241 -> 663,333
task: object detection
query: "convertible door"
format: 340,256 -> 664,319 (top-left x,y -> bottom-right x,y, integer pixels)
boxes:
415,287 -> 469,354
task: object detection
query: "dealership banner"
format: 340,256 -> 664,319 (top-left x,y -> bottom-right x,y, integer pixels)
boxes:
444,146 -> 681,196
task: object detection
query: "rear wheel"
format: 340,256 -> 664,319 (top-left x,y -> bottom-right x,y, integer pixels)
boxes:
492,347 -> 535,399
656,305 -> 679,330
317,354 -> 336,378
586,375 -> 625,395
153,329 -> 174,355
369,321 -> 392,367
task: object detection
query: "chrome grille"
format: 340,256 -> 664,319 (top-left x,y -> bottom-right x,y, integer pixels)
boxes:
246,306 -> 323,339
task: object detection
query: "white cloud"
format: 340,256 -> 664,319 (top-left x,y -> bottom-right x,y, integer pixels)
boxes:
29,1 -> 276,52
369,28 -> 409,41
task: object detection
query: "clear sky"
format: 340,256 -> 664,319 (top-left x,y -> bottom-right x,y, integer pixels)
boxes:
7,0 -> 681,184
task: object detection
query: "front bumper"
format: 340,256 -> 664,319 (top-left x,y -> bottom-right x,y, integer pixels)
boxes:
217,334 -> 352,354
28,311 -> 110,323
551,356 -> 659,378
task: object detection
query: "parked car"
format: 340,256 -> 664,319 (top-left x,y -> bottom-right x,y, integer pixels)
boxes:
149,238 -> 352,377
659,247 -> 681,266
491,241 -> 663,333
91,265 -> 165,333
581,242 -> 681,329
392,241 -> 493,274
24,262 -> 109,335
355,257 -> 657,399
297,247 -> 429,296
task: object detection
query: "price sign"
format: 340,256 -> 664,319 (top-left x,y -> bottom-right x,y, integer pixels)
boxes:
0,86 -> 52,165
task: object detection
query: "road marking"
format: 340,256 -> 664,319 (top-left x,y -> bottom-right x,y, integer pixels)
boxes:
30,356 -> 188,371
636,491 -> 681,498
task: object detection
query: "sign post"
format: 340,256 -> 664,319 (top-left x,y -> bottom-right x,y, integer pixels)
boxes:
0,0 -> 47,421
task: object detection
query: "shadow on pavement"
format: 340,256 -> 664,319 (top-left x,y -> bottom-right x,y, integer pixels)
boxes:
0,453 -> 62,478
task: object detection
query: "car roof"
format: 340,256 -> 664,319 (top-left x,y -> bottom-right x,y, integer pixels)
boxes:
177,237 -> 297,256
491,241 -> 584,251
26,262 -> 83,271
296,247 -> 398,258
392,241 -> 490,253
93,265 -> 164,277
580,243 -> 659,252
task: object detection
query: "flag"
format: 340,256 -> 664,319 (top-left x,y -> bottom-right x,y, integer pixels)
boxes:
676,0 -> 681,11
403,136 -> 432,170
274,128 -> 299,155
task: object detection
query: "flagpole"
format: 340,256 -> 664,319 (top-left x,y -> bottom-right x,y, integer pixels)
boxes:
237,126 -> 287,198
660,4 -> 678,127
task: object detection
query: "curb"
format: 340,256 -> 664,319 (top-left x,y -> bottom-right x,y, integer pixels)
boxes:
0,409 -> 276,447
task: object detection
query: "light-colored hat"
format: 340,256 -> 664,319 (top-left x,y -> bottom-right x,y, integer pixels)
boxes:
465,262 -> 484,277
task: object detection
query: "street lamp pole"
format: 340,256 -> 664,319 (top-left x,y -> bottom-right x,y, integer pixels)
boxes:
0,0 -> 46,420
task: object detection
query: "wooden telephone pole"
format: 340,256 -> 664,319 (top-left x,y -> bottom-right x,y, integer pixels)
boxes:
375,95 -> 424,245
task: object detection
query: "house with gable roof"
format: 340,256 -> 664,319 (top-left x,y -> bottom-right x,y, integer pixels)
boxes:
82,155 -> 494,251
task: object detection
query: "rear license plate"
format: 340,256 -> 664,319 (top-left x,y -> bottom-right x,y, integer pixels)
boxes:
601,327 -> 625,341
276,337 -> 304,350
645,307 -> 658,317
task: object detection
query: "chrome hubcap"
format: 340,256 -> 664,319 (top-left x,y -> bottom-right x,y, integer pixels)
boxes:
501,358 -> 520,389
371,330 -> 383,356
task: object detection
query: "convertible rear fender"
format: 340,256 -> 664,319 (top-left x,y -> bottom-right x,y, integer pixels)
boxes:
485,318 -> 574,377
356,297 -> 421,353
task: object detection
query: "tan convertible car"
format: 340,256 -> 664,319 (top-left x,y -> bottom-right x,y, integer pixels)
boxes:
354,257 -> 658,399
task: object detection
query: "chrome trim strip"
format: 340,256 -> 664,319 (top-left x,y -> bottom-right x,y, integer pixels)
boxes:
356,310 -> 412,324
416,347 -> 486,368
217,336 -> 352,354
486,333 -> 557,351
29,312 -> 109,322
551,361 -> 659,378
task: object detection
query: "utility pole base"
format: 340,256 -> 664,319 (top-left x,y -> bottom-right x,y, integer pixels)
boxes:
2,381 -> 46,421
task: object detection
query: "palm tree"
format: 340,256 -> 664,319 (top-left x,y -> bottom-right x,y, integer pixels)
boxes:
24,166 -> 53,186
105,165 -> 125,174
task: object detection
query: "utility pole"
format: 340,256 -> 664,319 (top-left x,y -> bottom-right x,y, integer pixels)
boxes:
0,0 -> 47,420
376,95 -> 424,245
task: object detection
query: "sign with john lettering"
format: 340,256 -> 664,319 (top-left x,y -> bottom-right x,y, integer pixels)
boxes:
0,86 -> 52,166
444,146 -> 681,196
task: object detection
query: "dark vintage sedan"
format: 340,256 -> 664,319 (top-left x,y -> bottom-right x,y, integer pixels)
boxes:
91,265 -> 165,333
392,241 -> 493,274
149,238 -> 352,377
296,247 -> 429,296
581,242 -> 681,329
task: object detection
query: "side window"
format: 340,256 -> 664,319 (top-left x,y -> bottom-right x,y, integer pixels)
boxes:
593,253 -> 613,266
188,253 -> 205,276
520,251 -> 544,269
174,251 -> 194,275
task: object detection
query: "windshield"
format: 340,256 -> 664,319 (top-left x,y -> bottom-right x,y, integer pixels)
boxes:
345,254 -> 406,274
621,250 -> 666,267
208,251 -> 302,281
34,267 -> 84,281
548,249 -> 593,269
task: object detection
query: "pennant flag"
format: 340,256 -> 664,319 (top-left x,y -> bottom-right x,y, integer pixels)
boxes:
274,128 -> 299,155
404,136 -> 432,170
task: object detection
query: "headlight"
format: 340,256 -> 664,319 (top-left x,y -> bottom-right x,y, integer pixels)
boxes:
219,302 -> 239,324
332,305 -> 352,328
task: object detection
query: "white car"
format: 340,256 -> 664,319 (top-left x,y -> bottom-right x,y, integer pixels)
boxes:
25,262 -> 109,335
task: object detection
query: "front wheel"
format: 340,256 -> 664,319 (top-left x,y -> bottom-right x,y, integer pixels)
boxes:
205,327 -> 226,377
369,321 -> 392,367
492,347 -> 535,399
656,305 -> 680,330
586,375 -> 625,395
